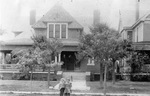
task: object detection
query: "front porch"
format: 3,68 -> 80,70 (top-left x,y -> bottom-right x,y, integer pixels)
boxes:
61,51 -> 80,71
0,43 -> 92,81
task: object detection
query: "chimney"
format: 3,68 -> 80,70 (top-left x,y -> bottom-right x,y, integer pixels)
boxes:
30,10 -> 36,25
135,0 -> 140,21
93,9 -> 100,26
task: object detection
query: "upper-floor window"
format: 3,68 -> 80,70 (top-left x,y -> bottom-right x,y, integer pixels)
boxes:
47,23 -> 68,39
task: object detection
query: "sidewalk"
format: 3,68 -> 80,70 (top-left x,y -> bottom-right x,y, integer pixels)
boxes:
0,91 -> 150,96
0,80 -> 150,96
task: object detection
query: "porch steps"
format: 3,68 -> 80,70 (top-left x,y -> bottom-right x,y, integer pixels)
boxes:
62,72 -> 86,81
61,72 -> 90,90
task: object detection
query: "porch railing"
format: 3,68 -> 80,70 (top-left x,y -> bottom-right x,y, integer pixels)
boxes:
0,64 -> 20,72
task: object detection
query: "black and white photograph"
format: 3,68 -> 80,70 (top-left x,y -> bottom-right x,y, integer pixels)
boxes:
0,0 -> 150,96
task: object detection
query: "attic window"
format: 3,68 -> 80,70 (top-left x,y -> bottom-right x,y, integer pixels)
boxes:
47,23 -> 68,39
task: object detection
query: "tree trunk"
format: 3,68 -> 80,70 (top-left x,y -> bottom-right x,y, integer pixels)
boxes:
112,60 -> 116,84
30,70 -> 33,80
100,62 -> 103,88
103,61 -> 107,96
30,67 -> 33,93
47,67 -> 50,87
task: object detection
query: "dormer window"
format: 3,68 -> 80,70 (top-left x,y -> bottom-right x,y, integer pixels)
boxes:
47,23 -> 68,39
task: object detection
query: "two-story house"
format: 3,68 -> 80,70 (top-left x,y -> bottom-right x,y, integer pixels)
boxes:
0,4 -> 101,81
32,4 -> 84,71
121,12 -> 150,51
120,12 -> 150,75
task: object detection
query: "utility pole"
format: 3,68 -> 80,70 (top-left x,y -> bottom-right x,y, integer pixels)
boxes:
103,60 -> 108,96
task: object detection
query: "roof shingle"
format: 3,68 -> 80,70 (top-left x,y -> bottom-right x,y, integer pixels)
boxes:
32,4 -> 83,29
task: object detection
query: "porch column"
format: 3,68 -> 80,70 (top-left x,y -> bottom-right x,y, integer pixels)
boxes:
55,56 -> 57,63
87,58 -> 90,65
91,57 -> 95,65
58,53 -> 61,62
0,52 -> 5,64
57,53 -> 61,71
0,52 -> 2,64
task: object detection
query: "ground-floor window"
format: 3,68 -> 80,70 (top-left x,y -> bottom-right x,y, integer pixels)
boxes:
87,57 -> 95,65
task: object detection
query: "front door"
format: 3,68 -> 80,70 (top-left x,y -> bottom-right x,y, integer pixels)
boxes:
61,51 -> 76,71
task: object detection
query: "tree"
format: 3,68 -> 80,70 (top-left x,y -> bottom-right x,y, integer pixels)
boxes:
78,23 -> 127,96
12,35 -> 63,87
110,39 -> 131,84
32,35 -> 63,87
12,48 -> 37,80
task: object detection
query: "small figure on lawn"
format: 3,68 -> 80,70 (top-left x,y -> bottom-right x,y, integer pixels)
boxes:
59,78 -> 66,96
64,78 -> 72,96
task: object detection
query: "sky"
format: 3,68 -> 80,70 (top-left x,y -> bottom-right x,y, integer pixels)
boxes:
0,0 -> 150,41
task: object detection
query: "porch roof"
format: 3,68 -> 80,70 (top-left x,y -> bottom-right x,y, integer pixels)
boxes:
133,41 -> 150,50
0,38 -> 79,51
61,39 -> 79,46
0,38 -> 33,46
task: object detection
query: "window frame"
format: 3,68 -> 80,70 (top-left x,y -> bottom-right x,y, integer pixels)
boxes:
87,57 -> 95,65
47,23 -> 68,39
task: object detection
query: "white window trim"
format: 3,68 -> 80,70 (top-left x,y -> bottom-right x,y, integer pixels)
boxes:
47,23 -> 68,39
47,23 -> 49,38
60,24 -> 62,39
141,23 -> 143,41
87,57 -> 95,66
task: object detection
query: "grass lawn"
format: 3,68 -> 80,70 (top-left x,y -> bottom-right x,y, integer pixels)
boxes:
87,81 -> 150,94
0,80 -> 59,92
0,80 -> 150,94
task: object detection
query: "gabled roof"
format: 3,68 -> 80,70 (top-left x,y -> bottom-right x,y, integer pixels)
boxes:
132,11 -> 150,29
120,26 -> 132,33
32,4 -> 83,29
121,11 -> 150,33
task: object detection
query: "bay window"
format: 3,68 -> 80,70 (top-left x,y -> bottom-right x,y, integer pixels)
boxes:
55,24 -> 60,38
61,24 -> 67,38
49,24 -> 54,38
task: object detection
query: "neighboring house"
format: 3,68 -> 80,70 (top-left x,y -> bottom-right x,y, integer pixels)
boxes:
0,38 -> 33,65
120,12 -> 150,75
121,12 -> 150,50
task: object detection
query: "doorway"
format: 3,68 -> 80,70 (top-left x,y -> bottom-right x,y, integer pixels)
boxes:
61,51 -> 76,71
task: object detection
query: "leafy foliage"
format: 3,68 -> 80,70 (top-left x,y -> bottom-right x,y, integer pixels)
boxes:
127,52 -> 150,73
77,23 -> 130,88
79,23 -> 127,63
31,35 -> 63,70
11,35 -> 63,80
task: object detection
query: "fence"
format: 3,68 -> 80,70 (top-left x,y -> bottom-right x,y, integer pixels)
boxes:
0,64 -> 20,72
